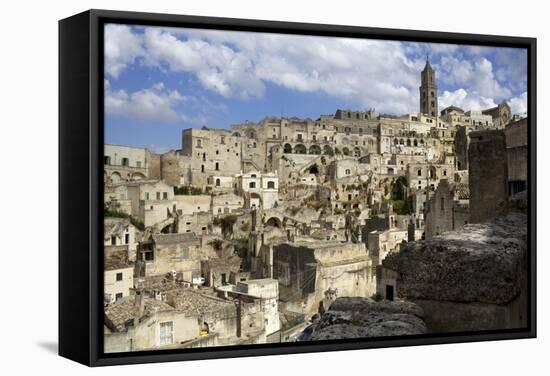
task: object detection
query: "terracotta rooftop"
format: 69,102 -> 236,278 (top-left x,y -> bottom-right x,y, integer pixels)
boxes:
104,296 -> 173,332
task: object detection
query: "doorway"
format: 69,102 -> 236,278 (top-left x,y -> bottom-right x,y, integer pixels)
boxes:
386,285 -> 394,301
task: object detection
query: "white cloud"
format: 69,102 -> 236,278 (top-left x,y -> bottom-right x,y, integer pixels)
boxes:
437,56 -> 510,100
104,24 -> 143,78
105,26 -> 526,116
105,80 -> 187,122
106,26 -> 423,114
509,91 -> 528,114
142,28 -> 265,99
439,88 -> 497,111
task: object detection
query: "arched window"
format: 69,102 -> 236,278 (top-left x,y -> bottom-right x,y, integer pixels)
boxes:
201,165 -> 205,173
215,178 -> 221,187
121,157 -> 129,167
413,139 -> 418,147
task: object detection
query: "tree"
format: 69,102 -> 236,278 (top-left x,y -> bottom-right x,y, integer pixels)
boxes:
391,176 -> 408,201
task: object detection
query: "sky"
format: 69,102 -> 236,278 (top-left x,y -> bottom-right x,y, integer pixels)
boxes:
104,24 -> 528,152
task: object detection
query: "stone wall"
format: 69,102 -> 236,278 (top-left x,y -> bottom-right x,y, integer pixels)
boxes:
468,130 -> 508,223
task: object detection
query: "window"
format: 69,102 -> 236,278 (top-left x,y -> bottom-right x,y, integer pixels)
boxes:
215,150 -> 219,155
125,233 -> 129,244
115,293 -> 123,301
121,158 -> 129,167
297,134 -> 303,141
418,169 -> 422,177
267,181 -> 275,189
220,136 -> 225,144
218,208 -> 222,213
443,170 -> 447,176
224,207 -> 229,213
215,178 -> 221,187
182,247 -> 189,259
163,192 -> 168,200
136,161 -> 142,168
111,236 -> 117,245
345,169 -> 351,175
196,139 -> 202,147
104,156 -> 111,165
116,272 -> 123,281
249,182 -> 256,189
156,192 -> 161,200
159,322 -> 174,346
215,162 -> 219,171
144,192 -> 149,200
201,165 -> 205,173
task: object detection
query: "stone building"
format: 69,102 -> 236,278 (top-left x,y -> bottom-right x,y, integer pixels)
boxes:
113,179 -> 174,228
136,233 -> 201,282
367,228 -> 408,265
104,218 -> 139,261
212,193 -> 243,216
406,161 -> 455,192
201,256 -> 242,287
104,245 -> 134,304
104,144 -> 151,184
267,241 -> 375,315
236,171 -> 279,209
181,128 -> 244,187
482,101 -> 512,129
424,179 -> 470,239
218,279 -> 281,339
104,289 -> 239,352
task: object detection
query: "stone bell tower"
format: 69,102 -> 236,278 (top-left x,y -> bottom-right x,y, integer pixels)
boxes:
419,57 -> 438,117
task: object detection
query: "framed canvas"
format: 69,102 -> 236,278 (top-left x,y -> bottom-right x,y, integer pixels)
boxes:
59,9 -> 536,366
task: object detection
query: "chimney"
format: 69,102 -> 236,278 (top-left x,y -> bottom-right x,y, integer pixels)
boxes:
134,290 -> 145,326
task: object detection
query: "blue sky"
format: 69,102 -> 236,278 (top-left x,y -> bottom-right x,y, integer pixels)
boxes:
104,24 -> 528,152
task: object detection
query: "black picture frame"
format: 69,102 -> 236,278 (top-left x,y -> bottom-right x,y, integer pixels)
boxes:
59,9 -> 537,367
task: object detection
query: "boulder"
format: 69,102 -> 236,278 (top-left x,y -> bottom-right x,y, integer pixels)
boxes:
382,212 -> 527,305
310,297 -> 427,340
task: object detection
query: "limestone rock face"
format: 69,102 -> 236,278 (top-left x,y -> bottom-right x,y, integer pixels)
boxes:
310,297 -> 427,340
382,213 -> 527,305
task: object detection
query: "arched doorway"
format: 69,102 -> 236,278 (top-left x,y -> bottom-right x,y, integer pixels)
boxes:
294,144 -> 307,154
